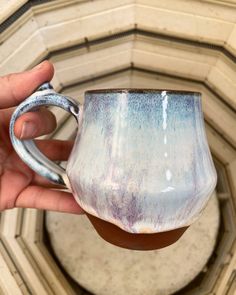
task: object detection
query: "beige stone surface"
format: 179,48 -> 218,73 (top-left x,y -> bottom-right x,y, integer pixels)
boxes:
135,3 -> 234,44
136,0 -> 236,22
0,250 -> 23,295
0,17 -> 40,67
0,0 -> 27,24
227,24 -> 236,55
54,42 -> 133,86
46,192 -> 219,295
1,1 -> 236,293
0,31 -> 47,75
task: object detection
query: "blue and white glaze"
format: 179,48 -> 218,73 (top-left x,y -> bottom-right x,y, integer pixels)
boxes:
9,83 -> 79,188
67,90 -> 217,233
10,84 -> 217,234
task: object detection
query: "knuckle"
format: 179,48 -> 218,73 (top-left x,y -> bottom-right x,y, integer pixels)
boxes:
4,74 -> 19,104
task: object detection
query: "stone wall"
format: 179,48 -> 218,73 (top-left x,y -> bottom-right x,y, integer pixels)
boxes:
0,1 -> 236,294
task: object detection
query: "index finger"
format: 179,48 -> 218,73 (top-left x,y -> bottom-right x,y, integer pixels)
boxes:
0,61 -> 54,109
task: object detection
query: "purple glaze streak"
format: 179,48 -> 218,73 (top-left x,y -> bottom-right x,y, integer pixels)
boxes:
67,90 -> 217,233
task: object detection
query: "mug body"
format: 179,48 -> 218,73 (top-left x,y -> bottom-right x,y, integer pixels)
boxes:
67,89 -> 217,236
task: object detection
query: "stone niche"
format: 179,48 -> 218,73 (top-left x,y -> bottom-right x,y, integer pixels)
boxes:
0,1 -> 236,294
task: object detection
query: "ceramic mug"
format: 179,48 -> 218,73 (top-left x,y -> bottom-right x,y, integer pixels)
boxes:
10,83 -> 217,250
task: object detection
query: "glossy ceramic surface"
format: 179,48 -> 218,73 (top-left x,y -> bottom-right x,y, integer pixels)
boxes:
67,90 -> 217,233
10,84 -> 217,235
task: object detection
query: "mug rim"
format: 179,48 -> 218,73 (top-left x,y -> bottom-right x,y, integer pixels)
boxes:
85,88 -> 201,95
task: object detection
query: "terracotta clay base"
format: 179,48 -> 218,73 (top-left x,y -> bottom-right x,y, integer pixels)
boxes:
86,213 -> 189,250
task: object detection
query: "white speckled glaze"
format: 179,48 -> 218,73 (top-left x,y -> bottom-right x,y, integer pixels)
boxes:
67,89 -> 217,233
10,84 -> 217,234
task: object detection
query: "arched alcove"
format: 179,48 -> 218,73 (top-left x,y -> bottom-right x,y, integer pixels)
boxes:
0,1 -> 235,294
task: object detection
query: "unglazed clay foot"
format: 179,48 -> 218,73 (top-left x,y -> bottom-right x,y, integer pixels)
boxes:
86,213 -> 188,250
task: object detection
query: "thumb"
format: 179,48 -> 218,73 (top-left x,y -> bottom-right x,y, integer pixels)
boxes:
0,61 -> 54,109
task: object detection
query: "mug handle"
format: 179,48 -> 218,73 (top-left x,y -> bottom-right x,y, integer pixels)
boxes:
9,82 -> 80,189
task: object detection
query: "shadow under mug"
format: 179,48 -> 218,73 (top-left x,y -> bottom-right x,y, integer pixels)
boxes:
10,83 -> 217,250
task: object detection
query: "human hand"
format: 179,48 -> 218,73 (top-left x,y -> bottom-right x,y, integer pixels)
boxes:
0,61 -> 84,214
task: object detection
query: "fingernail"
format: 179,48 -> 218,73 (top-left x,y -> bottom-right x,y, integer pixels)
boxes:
31,61 -> 45,72
20,122 -> 37,139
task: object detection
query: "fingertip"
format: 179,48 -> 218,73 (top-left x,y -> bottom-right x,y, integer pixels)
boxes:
14,117 -> 24,138
0,60 -> 55,108
41,60 -> 54,76
32,60 -> 54,83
